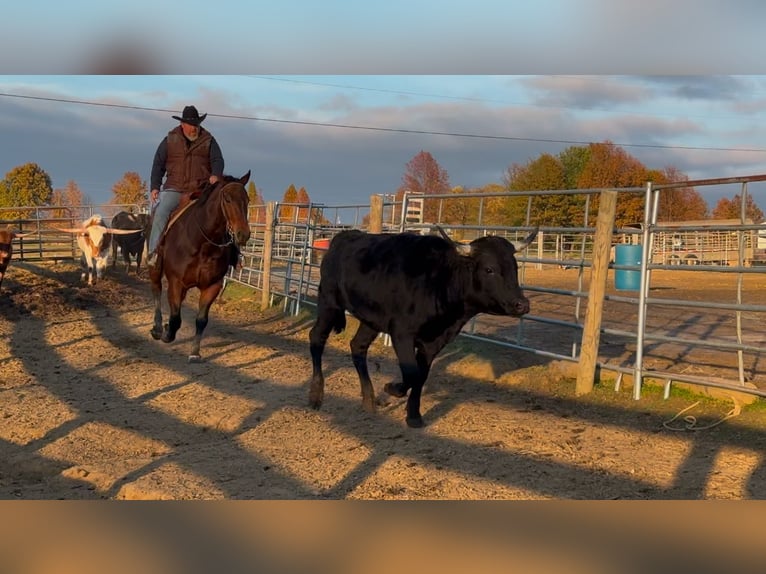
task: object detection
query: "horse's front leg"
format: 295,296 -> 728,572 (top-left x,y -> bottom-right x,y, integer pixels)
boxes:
162,279 -> 186,344
189,281 -> 224,362
149,264 -> 164,340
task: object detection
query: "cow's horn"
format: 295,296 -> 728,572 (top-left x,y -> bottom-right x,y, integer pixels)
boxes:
432,225 -> 451,242
55,227 -> 87,234
106,228 -> 143,235
512,228 -> 538,251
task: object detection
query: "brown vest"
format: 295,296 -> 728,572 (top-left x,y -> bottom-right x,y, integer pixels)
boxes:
162,126 -> 213,193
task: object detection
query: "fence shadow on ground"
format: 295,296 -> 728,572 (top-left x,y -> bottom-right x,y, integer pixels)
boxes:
1,262 -> 765,503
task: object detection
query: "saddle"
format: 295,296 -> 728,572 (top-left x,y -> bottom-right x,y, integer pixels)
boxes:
164,190 -> 200,234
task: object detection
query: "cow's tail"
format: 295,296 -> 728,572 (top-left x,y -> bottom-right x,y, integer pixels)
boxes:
331,309 -> 346,334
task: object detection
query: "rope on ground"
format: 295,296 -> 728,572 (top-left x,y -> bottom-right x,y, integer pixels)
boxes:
662,398 -> 741,431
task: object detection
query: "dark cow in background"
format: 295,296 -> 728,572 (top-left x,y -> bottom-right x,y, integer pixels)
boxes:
0,226 -> 33,290
58,215 -> 141,285
110,211 -> 150,274
308,227 -> 538,428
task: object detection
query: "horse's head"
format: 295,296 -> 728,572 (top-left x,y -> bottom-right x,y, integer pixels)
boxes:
218,171 -> 251,246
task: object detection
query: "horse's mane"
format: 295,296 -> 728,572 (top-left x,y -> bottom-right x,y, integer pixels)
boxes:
197,174 -> 240,206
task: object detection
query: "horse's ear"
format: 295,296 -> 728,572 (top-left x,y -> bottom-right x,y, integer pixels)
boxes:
239,170 -> 251,185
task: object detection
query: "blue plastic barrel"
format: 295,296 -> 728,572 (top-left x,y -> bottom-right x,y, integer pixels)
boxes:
614,244 -> 643,290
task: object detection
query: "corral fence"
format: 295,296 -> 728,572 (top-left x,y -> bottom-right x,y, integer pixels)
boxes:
4,177 -> 766,403
227,174 -> 766,403
0,203 -> 146,261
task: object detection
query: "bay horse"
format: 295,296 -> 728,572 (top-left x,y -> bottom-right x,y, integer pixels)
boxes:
149,171 -> 251,361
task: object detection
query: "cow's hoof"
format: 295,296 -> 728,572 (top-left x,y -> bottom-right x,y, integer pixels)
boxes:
188,354 -> 202,363
406,415 -> 424,428
383,382 -> 408,398
308,394 -> 323,410
150,327 -> 162,340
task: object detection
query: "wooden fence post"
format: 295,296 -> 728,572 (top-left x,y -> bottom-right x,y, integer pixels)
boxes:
260,201 -> 276,311
369,195 -> 384,233
576,189 -> 618,396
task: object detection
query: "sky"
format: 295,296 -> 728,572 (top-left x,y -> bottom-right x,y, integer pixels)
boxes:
2,74 -> 766,213
2,2 -> 766,213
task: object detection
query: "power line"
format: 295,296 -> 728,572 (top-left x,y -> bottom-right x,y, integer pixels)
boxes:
2,90 -> 766,154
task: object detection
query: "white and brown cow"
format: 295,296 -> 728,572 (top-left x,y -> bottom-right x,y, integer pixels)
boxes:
0,226 -> 33,290
58,215 -> 141,285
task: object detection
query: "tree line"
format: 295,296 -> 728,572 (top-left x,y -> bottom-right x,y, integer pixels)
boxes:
1,140 -> 764,226
393,141 -> 764,228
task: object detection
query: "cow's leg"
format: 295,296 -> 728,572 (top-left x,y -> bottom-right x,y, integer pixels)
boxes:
350,322 -> 380,413
96,258 -> 107,282
135,248 -> 143,274
308,305 -> 345,410
188,282 -> 223,362
386,333 -> 426,428
162,279 -> 186,344
111,241 -> 118,269
149,262 -> 164,340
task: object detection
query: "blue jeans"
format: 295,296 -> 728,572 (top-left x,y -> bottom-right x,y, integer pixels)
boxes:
148,189 -> 182,254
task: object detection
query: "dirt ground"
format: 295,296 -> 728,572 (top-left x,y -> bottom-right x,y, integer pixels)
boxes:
1,260 -> 765,500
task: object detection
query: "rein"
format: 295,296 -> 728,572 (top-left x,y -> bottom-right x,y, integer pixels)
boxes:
194,182 -> 239,248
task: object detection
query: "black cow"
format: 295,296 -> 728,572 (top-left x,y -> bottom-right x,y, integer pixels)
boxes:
308,228 -> 537,428
110,211 -> 150,273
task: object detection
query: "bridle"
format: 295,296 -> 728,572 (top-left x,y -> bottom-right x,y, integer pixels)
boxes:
194,181 -> 246,248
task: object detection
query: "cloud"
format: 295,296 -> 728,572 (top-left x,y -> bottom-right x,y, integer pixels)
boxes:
2,76 -> 766,211
523,76 -> 651,108
640,76 -> 751,101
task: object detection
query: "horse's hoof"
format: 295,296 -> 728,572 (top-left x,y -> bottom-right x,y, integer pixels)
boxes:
361,397 -> 377,413
161,333 -> 175,344
406,415 -> 424,428
383,382 -> 408,398
188,354 -> 202,363
150,328 -> 162,340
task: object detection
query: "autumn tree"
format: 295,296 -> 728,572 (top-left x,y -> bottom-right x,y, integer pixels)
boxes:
296,187 -> 311,223
575,142 -> 649,226
652,166 -> 708,221
479,182 -> 527,227
439,186 -> 483,237
50,180 -> 91,220
110,171 -> 148,208
505,153 -> 578,227
279,184 -> 299,222
246,181 -> 266,224
711,193 -> 765,222
397,151 -> 451,223
559,145 -> 591,189
0,162 -> 53,219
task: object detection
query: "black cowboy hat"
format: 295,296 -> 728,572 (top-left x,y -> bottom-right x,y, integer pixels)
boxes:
172,105 -> 207,126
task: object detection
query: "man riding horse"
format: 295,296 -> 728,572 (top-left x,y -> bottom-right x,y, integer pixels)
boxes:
147,105 -> 241,269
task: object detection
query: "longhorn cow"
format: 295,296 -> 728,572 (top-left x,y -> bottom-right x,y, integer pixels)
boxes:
58,215 -> 142,285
